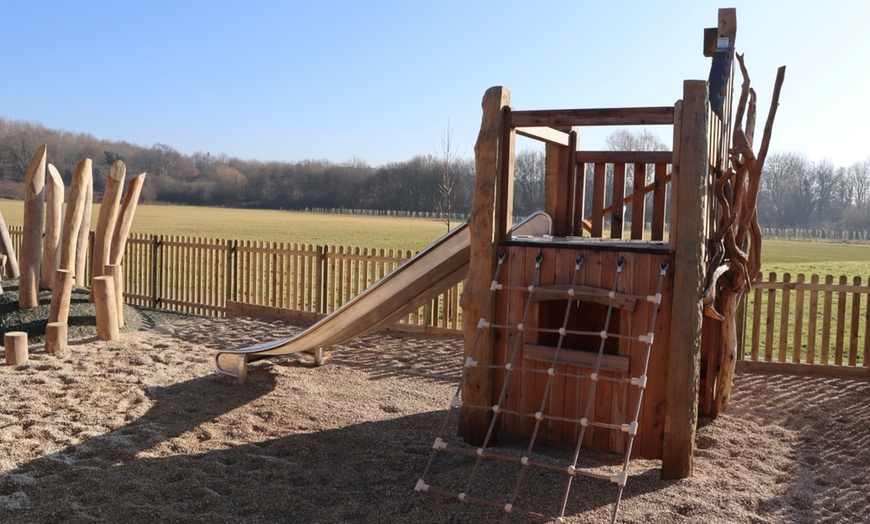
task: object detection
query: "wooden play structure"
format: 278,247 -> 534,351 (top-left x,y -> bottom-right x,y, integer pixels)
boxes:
0,147 -> 146,357
418,8 -> 785,522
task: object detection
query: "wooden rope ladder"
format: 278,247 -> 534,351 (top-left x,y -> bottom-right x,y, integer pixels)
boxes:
416,252 -> 669,523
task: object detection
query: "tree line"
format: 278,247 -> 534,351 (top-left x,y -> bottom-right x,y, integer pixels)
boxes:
1,116 -> 869,230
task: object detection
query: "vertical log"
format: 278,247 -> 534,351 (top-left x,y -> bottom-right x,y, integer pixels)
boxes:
109,173 -> 146,266
48,269 -> 74,324
60,159 -> 92,272
459,86 -> 510,446
105,264 -> 124,327
45,322 -> 67,355
4,332 -> 28,365
93,275 -> 120,341
75,177 -> 94,287
662,80 -> 709,480
0,211 -> 20,278
41,164 -> 65,289
19,144 -> 47,310
91,160 -> 126,284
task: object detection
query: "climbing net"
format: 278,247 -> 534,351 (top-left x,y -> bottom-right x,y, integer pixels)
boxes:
416,250 -> 669,523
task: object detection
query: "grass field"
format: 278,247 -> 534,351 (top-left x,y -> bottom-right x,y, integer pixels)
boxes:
1,199 -> 869,272
0,200 -> 451,252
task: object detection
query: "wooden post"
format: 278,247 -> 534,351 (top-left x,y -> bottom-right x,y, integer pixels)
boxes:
60,158 -> 92,272
459,86 -> 510,445
75,175 -> 93,287
105,264 -> 124,327
91,160 -> 125,284
48,269 -> 74,325
4,332 -> 28,365
45,322 -> 67,354
151,235 -> 161,308
109,173 -> 146,266
0,211 -> 20,278
19,144 -> 47,310
662,80 -> 710,479
92,275 -> 120,341
41,164 -> 65,289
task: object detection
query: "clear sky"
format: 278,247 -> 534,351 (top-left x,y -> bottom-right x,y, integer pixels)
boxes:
1,1 -> 866,168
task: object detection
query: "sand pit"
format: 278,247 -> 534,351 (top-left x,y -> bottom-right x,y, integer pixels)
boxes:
0,312 -> 868,523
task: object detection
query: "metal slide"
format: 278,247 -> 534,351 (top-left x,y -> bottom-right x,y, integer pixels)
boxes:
215,211 -> 553,383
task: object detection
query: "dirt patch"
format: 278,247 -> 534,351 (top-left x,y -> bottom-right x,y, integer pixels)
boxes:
0,310 -> 868,523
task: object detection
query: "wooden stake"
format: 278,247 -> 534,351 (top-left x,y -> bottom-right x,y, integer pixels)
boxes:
4,332 -> 28,365
48,269 -> 74,325
92,275 -> 120,341
75,176 -> 93,287
105,264 -> 124,327
91,160 -> 125,284
0,211 -> 19,278
60,158 -> 92,271
45,322 -> 67,354
41,164 -> 64,290
19,144 -> 47,310
110,173 -> 146,266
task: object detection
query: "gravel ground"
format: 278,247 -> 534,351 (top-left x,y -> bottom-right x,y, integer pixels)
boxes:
0,286 -> 868,523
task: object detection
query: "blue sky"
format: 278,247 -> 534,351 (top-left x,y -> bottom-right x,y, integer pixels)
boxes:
1,1 -> 867,168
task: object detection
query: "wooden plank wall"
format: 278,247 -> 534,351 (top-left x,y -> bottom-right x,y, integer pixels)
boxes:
493,245 -> 673,459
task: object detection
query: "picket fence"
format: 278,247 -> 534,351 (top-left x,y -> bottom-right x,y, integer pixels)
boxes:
6,226 -> 868,372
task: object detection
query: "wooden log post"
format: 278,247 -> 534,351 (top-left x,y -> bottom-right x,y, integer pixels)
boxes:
48,269 -> 74,325
40,164 -> 65,290
109,173 -> 146,266
91,160 -> 125,287
0,211 -> 20,278
661,80 -> 710,480
45,322 -> 67,354
105,264 -> 124,327
19,144 -> 47,310
459,86 -> 512,445
4,332 -> 28,365
92,275 -> 120,341
60,159 -> 92,272
75,176 -> 94,287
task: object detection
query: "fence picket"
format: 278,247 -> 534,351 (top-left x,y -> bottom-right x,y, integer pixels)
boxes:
778,272 -> 791,362
792,274 -> 805,363
849,276 -> 861,367
835,275 -> 847,366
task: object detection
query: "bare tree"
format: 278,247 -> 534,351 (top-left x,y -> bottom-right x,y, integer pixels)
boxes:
434,122 -> 465,230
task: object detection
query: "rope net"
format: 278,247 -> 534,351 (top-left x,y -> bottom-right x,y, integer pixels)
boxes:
416,250 -> 669,523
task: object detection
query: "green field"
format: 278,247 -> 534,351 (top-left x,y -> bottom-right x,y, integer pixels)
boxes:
0,200 -> 451,252
2,198 -> 870,272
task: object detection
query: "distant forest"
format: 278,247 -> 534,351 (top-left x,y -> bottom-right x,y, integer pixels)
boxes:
1,116 -> 869,230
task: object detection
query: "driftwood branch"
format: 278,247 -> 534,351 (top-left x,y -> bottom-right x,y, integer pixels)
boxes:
710,59 -> 787,417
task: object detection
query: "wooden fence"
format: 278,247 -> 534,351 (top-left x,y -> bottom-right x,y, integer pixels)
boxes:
5,226 -> 868,372
739,272 -> 870,374
7,227 -> 464,334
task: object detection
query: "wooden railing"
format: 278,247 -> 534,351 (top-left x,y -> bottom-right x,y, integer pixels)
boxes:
739,272 -> 870,373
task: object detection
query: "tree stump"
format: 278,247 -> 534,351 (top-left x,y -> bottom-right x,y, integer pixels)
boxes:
4,332 -> 28,365
45,322 -> 67,354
